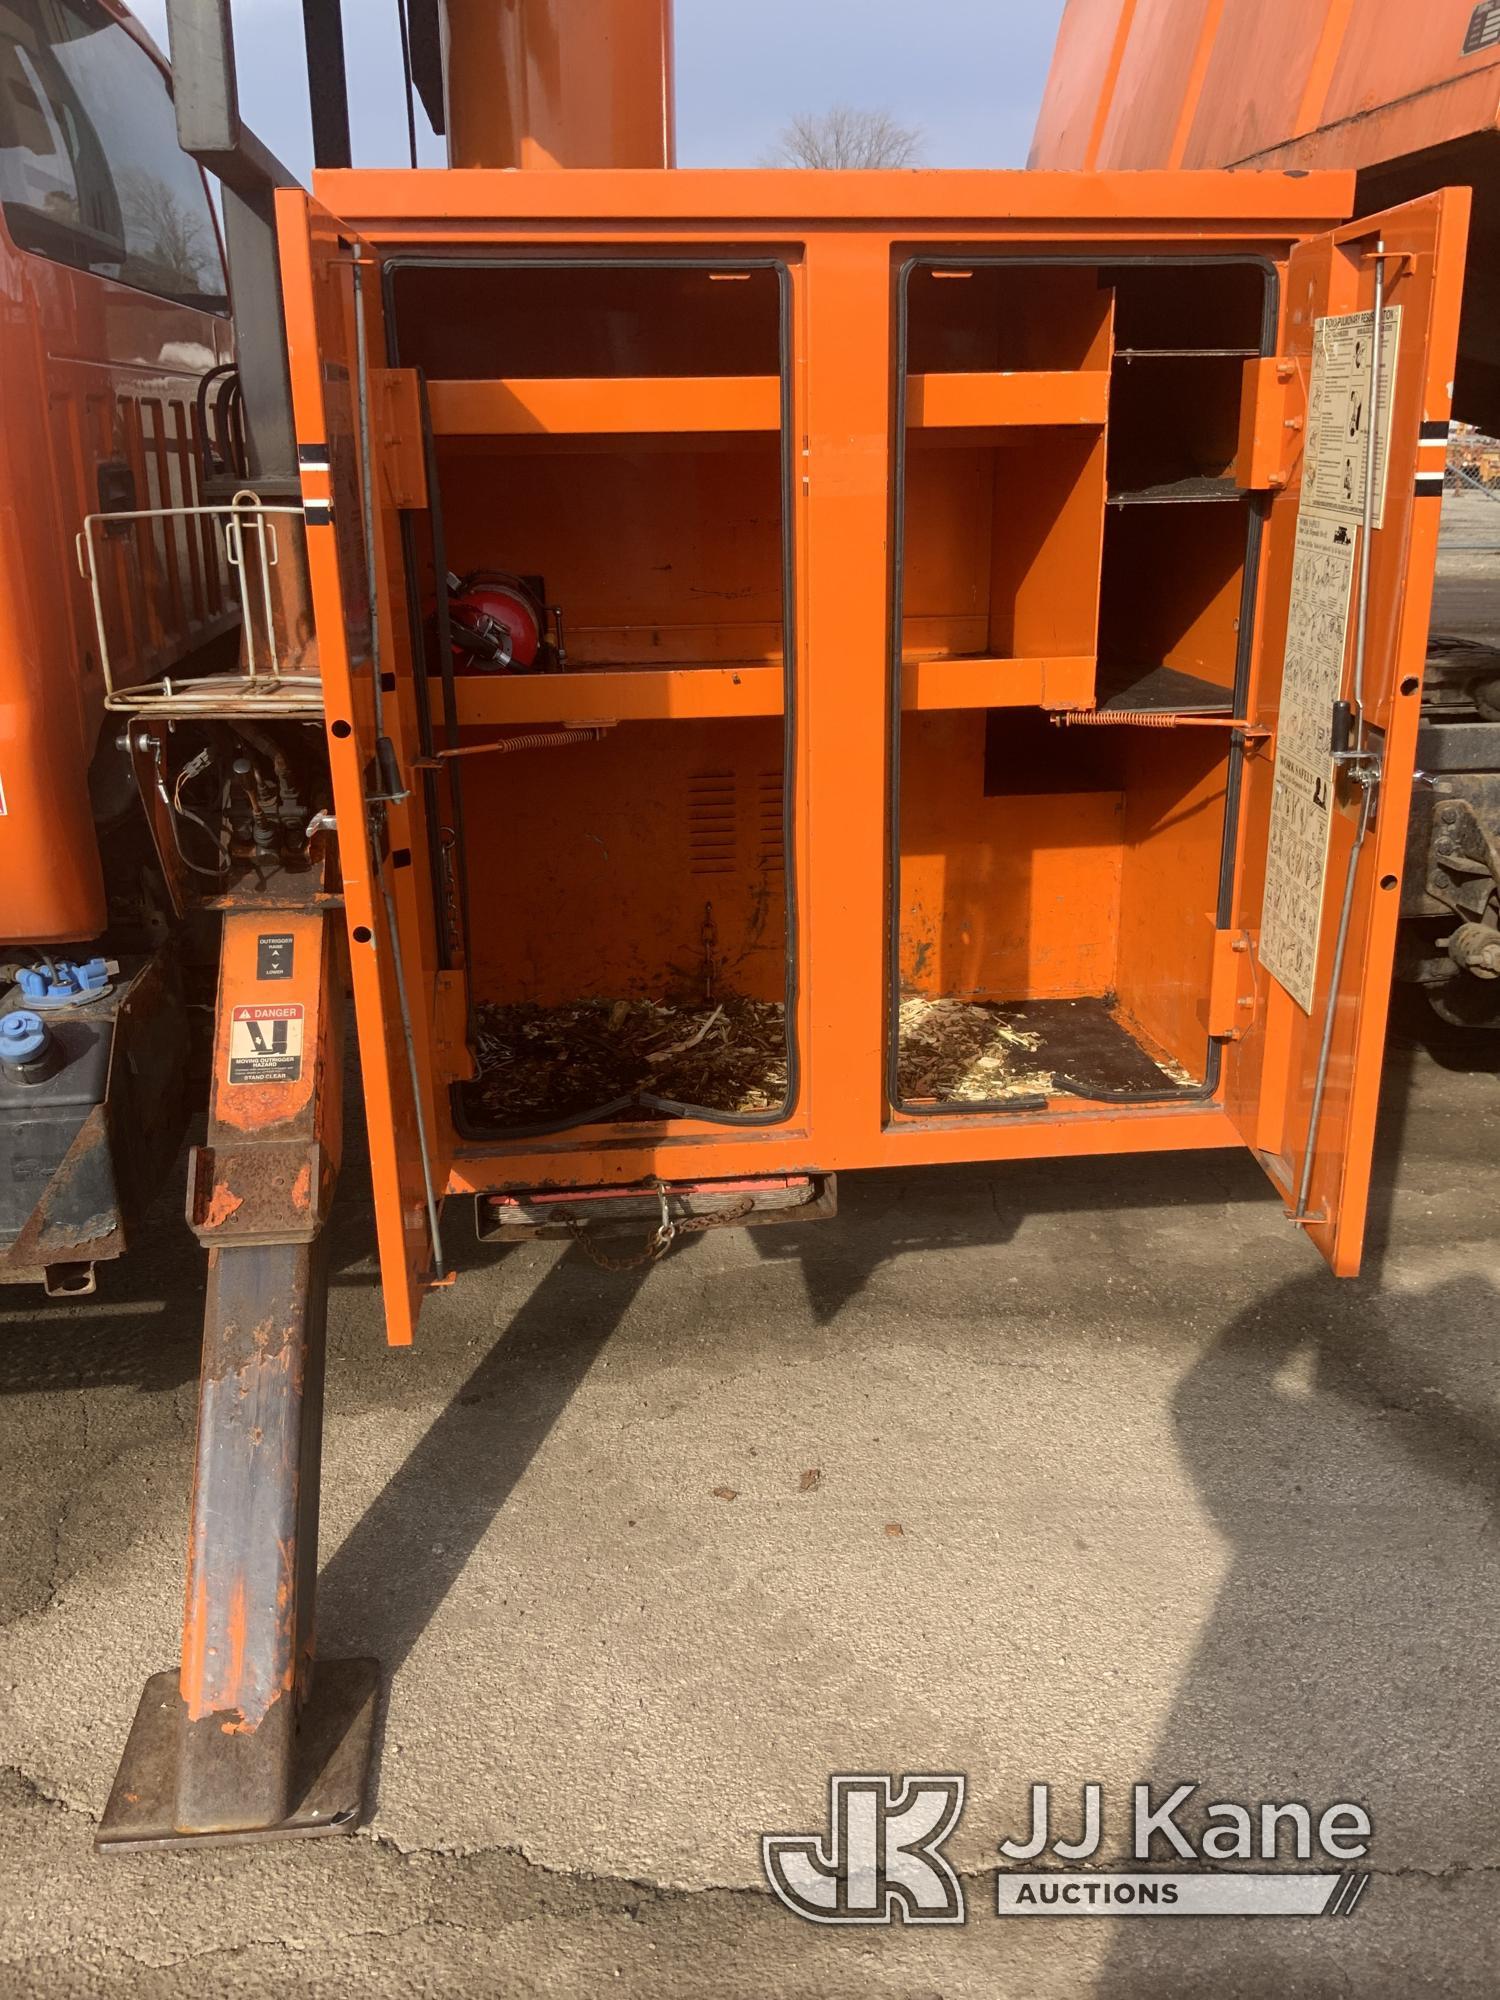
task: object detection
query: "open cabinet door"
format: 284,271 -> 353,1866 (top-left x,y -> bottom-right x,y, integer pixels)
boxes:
275,189 -> 448,1344
1225,189 -> 1470,1276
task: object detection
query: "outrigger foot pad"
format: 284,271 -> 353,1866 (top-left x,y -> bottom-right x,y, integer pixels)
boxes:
95,1658 -> 379,1854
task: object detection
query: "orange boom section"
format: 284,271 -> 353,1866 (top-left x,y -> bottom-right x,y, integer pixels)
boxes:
443,0 -> 675,168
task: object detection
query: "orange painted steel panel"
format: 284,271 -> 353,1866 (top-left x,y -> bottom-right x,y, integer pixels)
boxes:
1035,0 -> 1500,174
1029,0 -> 1136,168
426,375 -> 779,436
906,371 -> 1110,428
1092,0 -> 1219,170
1113,731 -> 1231,1076
443,0 -> 675,170
312,166 -> 1355,230
446,1099 -> 1241,1194
900,713 -> 1126,1003
462,718 -> 787,1008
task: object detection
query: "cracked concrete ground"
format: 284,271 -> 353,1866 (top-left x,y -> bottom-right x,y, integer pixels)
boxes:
1,1027 -> 1497,1995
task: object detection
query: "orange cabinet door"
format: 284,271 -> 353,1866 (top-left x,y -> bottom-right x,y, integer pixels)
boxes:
1225,188 -> 1470,1275
275,189 -> 449,1345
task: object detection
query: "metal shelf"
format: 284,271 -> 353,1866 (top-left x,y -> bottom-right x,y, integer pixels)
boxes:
425,376 -> 780,435
448,655 -> 1100,726
1107,474 -> 1241,506
1097,663 -> 1234,713
906,371 -> 1108,428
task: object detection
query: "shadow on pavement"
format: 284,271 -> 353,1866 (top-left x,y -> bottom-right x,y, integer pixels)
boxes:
1092,1031 -> 1500,1995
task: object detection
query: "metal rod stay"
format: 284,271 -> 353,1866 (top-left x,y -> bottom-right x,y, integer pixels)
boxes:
1352,237 -> 1386,747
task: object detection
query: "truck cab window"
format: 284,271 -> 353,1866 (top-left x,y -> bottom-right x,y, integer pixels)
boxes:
0,0 -> 228,311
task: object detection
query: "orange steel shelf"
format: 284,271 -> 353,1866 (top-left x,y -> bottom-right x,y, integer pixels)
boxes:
902,655 -> 1096,709
906,371 -> 1109,428
452,665 -> 782,723
448,656 -> 1096,725
426,375 -> 780,435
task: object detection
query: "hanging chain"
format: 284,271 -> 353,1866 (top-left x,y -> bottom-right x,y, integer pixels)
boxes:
560,1184 -> 755,1271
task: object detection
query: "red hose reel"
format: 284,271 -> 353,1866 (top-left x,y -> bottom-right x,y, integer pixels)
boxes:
444,570 -> 564,673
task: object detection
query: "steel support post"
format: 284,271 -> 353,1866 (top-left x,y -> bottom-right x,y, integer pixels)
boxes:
98,902 -> 376,1851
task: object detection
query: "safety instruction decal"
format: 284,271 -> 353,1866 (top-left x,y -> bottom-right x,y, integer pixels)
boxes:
1300,306 -> 1401,529
228,1003 -> 304,1085
256,932 -> 295,981
1260,515 -> 1357,1013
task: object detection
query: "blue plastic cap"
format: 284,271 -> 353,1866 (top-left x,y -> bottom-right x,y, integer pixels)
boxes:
15,957 -> 111,1004
0,1011 -> 49,1064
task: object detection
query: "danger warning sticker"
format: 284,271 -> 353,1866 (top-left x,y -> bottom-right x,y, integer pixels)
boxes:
228,1003 -> 305,1084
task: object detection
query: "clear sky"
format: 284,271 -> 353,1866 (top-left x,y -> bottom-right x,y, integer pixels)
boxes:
128,0 -> 1066,181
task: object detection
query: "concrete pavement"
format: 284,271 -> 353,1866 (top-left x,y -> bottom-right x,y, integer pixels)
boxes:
1,1029 -> 1497,1994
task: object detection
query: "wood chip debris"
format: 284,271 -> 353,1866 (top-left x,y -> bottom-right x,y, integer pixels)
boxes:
896,996 -> 1053,1103
471,995 -> 787,1123
798,1468 -> 822,1493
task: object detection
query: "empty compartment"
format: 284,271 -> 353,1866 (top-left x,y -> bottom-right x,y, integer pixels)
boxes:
904,429 -> 1108,666
1096,501 -> 1251,711
389,261 -> 783,379
1104,261 -> 1269,355
907,263 -> 1113,373
1106,352 -> 1247,500
892,711 -> 1230,1107
386,258 -> 795,1130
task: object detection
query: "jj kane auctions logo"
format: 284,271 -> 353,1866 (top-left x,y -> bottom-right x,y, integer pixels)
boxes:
762,1778 -> 1374,1924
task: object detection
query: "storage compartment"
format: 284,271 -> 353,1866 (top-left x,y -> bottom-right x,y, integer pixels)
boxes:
893,712 -> 1229,1106
890,256 -> 1269,1112
1096,500 -> 1250,711
903,428 -> 1108,664
1106,352 -> 1246,500
390,261 -> 783,379
461,718 -> 791,1128
386,259 -> 795,1131
907,262 -> 1114,373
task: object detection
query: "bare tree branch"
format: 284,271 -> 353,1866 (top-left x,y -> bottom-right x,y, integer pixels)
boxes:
761,105 -> 924,170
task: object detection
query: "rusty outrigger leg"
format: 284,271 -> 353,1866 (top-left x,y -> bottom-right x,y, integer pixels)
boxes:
97,902 -> 377,1852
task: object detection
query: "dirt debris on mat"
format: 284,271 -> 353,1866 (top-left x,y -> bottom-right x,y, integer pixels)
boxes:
896,996 -> 1054,1103
472,995 -> 788,1122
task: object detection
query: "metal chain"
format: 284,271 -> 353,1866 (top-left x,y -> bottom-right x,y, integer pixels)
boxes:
561,1186 -> 755,1272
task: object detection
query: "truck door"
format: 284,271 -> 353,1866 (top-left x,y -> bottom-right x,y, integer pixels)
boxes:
1225,190 -> 1469,1275
274,189 -> 449,1344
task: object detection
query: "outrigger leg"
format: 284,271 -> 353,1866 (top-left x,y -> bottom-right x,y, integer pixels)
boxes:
97,901 -> 376,1851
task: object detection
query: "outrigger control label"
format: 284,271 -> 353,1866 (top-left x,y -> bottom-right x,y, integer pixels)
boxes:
229,1003 -> 305,1084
